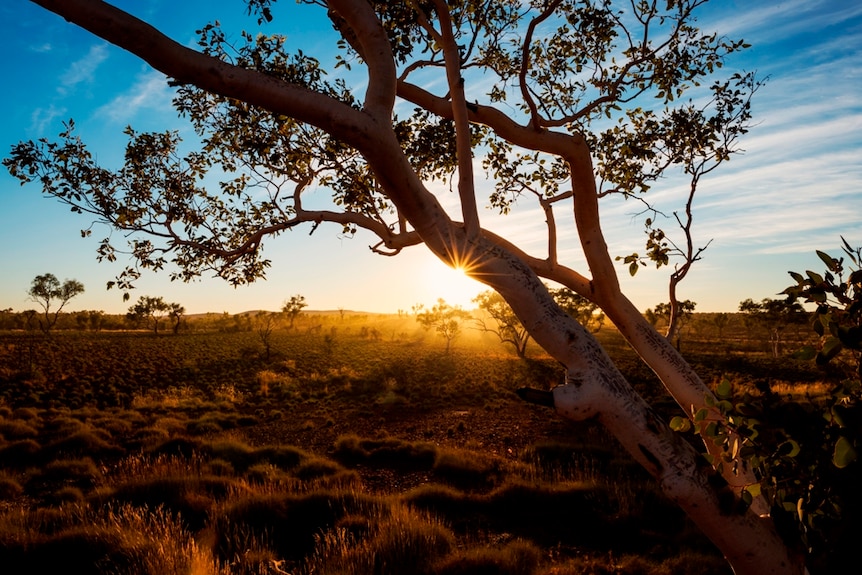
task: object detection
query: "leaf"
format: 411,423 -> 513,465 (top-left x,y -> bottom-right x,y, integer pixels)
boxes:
670,416 -> 691,432
817,337 -> 843,365
778,439 -> 801,458
792,346 -> 816,361
833,437 -> 857,468
788,271 -> 805,283
816,250 -> 839,272
806,270 -> 824,284
716,378 -> 732,399
745,483 -> 762,498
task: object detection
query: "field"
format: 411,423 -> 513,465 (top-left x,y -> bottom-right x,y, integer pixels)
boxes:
0,313 -> 833,574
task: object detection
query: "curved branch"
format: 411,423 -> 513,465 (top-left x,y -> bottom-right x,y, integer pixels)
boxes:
31,0 -> 380,151
519,0 -> 562,129
327,0 -> 397,120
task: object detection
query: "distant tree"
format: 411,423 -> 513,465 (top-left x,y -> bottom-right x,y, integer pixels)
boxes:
282,294 -> 307,330
473,290 -> 531,358
416,299 -> 470,353
254,311 -> 280,360
126,295 -> 181,334
711,313 -> 731,340
168,302 -> 186,334
650,300 -> 697,349
549,287 -> 605,333
738,297 -> 806,357
0,308 -> 13,330
27,273 -> 85,334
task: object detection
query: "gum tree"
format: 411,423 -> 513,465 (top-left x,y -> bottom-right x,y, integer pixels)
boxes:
4,1 -> 800,572
473,290 -> 532,358
27,273 -> 85,334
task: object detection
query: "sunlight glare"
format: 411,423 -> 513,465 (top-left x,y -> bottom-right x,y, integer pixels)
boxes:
421,258 -> 484,310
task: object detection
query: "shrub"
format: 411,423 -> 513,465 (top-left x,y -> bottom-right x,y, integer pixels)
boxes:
0,439 -> 42,469
0,419 -> 39,439
213,490 -> 383,564
304,504 -> 454,575
434,539 -> 541,575
0,504 -> 227,575
333,434 -> 437,470
0,474 -> 23,500
433,449 -> 501,491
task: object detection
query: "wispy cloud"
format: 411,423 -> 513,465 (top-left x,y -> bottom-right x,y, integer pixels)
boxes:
94,70 -> 174,123
28,104 -> 66,135
57,44 -> 108,95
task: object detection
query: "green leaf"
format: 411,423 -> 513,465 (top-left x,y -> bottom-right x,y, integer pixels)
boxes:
716,378 -> 732,399
833,437 -> 857,468
817,337 -> 843,365
778,439 -> 801,458
792,346 -> 816,361
745,483 -> 761,498
670,416 -> 691,432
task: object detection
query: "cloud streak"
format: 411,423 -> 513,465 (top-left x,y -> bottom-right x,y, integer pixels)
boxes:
57,44 -> 108,95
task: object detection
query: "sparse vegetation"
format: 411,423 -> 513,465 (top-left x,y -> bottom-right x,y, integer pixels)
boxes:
0,310 -> 855,574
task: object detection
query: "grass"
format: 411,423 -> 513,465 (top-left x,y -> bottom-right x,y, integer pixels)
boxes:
0,320 -> 838,574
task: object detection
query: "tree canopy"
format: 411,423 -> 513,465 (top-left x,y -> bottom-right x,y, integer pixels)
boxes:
27,273 -> 85,333
4,1 -> 802,572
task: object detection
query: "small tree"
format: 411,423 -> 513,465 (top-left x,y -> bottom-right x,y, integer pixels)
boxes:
126,295 -> 180,334
549,287 -> 605,333
282,294 -> 307,330
649,300 -> 697,349
168,302 -> 186,334
711,312 -> 731,340
254,311 -> 280,360
473,290 -> 531,358
27,273 -> 85,334
416,299 -> 470,353
738,297 -> 806,357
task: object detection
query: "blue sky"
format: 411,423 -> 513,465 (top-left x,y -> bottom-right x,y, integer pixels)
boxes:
0,0 -> 860,315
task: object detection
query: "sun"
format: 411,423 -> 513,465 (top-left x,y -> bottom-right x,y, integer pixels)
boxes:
420,257 -> 484,310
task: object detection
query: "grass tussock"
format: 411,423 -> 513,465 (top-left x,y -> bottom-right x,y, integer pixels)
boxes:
302,503 -> 455,575
433,539 -> 541,575
0,504 -> 228,575
333,434 -> 438,470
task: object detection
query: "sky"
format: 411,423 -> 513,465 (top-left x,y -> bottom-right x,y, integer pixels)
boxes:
0,0 -> 860,315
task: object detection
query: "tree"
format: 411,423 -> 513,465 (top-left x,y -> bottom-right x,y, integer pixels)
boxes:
738,297 -> 806,358
126,295 -> 180,334
473,290 -> 531,358
649,299 -> 697,349
415,299 -> 470,353
281,294 -> 307,330
711,312 -> 731,340
254,311 -> 280,360
548,287 -> 605,333
168,302 -> 186,334
27,273 -> 85,334
4,2 -> 799,572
